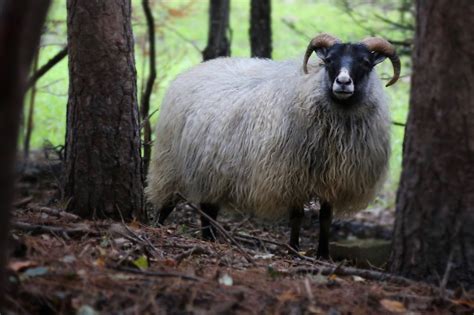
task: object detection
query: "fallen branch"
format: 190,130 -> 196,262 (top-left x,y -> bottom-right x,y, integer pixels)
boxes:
290,265 -> 416,286
28,205 -> 80,221
112,266 -> 201,282
174,246 -> 212,264
26,46 -> 68,89
176,193 -> 256,265
12,221 -> 98,236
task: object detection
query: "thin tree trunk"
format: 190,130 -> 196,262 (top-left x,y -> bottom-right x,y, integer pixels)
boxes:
202,0 -> 231,61
141,0 -> 157,176
389,0 -> 474,288
23,50 -> 39,160
65,0 -> 143,220
0,0 -> 50,306
249,0 -> 272,58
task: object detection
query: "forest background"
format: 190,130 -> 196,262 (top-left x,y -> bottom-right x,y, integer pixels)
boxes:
27,0 -> 411,207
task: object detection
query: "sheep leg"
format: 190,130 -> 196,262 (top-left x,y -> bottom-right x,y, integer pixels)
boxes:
317,201 -> 332,259
289,208 -> 304,250
157,202 -> 177,225
200,203 -> 219,241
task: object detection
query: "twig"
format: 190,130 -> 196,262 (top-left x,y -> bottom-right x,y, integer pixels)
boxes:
12,221 -> 98,236
140,108 -> 159,130
29,205 -> 80,221
162,24 -> 202,54
26,46 -> 68,89
112,266 -> 201,281
373,13 -> 414,31
115,206 -> 161,257
176,193 -> 256,265
290,265 -> 417,286
234,233 -> 332,266
280,18 -> 311,40
13,196 -> 33,208
174,246 -> 212,264
439,246 -> 456,298
392,120 -> 406,127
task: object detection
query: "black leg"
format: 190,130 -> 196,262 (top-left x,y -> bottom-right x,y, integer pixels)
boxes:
317,201 -> 332,259
289,207 -> 304,251
200,203 -> 219,241
157,202 -> 176,225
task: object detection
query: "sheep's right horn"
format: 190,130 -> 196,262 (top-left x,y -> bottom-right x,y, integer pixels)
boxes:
303,33 -> 341,74
360,37 -> 401,87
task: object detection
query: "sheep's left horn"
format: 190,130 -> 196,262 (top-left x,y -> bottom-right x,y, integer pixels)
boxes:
360,37 -> 401,87
303,33 -> 341,74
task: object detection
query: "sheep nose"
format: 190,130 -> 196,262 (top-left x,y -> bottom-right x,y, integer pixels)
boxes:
336,76 -> 352,85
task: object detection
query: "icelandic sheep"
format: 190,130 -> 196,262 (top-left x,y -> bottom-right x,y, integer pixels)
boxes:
146,34 -> 400,258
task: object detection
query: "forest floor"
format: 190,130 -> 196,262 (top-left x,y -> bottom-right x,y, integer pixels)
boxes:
4,154 -> 474,314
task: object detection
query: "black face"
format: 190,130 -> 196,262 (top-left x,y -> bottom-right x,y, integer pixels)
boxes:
316,43 -> 386,106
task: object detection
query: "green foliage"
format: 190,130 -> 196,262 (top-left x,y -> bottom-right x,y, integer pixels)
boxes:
30,0 -> 410,196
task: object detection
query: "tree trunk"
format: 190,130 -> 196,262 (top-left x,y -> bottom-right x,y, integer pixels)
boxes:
65,0 -> 144,220
0,0 -> 50,305
249,0 -> 272,58
390,0 -> 474,288
202,0 -> 231,61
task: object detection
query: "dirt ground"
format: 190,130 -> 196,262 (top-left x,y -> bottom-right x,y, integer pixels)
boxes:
4,155 -> 474,314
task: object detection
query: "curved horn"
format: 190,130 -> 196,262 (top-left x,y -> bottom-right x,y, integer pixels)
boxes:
303,33 -> 341,74
360,37 -> 401,87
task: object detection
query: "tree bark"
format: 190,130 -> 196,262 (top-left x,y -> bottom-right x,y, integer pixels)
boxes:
0,0 -> 50,306
65,0 -> 143,220
389,0 -> 474,288
202,0 -> 231,61
249,0 -> 272,58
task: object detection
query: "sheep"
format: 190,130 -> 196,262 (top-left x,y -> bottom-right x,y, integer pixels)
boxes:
146,33 -> 400,258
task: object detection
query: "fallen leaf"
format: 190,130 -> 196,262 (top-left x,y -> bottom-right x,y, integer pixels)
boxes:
218,273 -> 233,286
77,305 -> 99,315
307,305 -> 324,314
129,219 -> 141,229
328,274 -> 337,281
277,290 -> 298,302
132,255 -> 149,270
62,255 -> 76,263
8,260 -> 36,272
93,257 -> 105,268
311,274 -> 328,284
163,258 -> 177,267
21,266 -> 49,278
380,299 -> 407,313
451,299 -> 474,308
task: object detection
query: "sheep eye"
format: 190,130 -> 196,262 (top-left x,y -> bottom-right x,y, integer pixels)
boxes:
362,59 -> 372,68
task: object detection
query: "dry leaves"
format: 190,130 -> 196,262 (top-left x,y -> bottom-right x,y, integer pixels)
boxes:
380,299 -> 407,313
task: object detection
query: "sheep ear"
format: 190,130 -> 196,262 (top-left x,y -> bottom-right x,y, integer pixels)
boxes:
372,52 -> 387,66
315,47 -> 328,60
